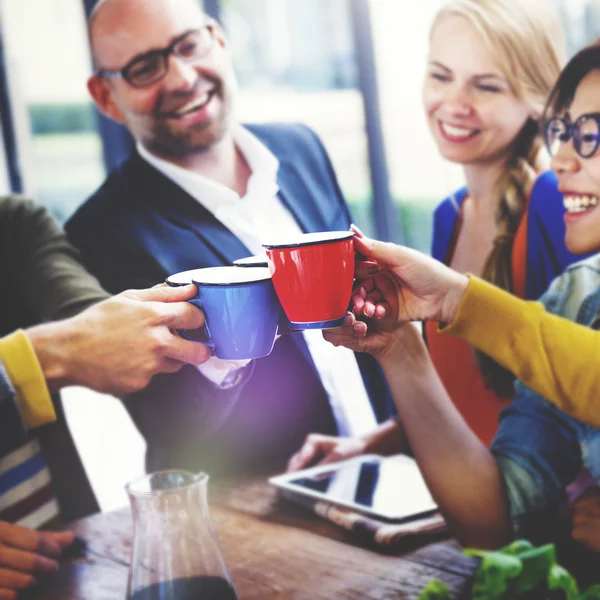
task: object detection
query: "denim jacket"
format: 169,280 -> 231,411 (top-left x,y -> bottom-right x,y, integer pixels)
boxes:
490,253 -> 600,539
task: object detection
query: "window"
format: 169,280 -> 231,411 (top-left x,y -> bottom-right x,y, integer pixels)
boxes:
0,0 -> 105,222
371,0 -> 463,254
552,0 -> 600,55
0,122 -> 9,194
222,0 -> 375,234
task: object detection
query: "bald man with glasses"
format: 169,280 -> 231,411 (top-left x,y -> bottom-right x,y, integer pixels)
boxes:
66,0 -> 396,480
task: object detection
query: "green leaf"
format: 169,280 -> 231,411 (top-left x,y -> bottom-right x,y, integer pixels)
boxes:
580,584 -> 600,599
470,553 -> 523,600
417,579 -> 451,600
547,564 -> 579,600
512,545 -> 556,594
498,540 -> 535,556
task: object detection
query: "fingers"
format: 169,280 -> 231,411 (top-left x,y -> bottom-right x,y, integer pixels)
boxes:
0,529 -> 75,599
153,358 -> 187,375
123,284 -> 197,303
362,295 -> 379,318
0,523 -> 61,558
323,313 -> 367,344
319,449 -> 350,467
325,312 -> 356,329
353,234 -> 405,267
286,443 -> 319,472
351,286 -> 367,314
44,531 -> 75,549
323,322 -> 366,348
154,301 -> 205,330
0,545 -> 58,575
362,296 -> 391,320
350,223 -> 365,237
286,434 -> 334,472
374,304 -> 388,319
0,568 -> 34,592
354,260 -> 381,280
162,337 -> 212,365
355,275 -> 398,323
352,286 -> 388,319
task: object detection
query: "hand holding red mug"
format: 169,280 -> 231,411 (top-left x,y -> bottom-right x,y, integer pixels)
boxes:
350,225 -> 469,325
264,231 -> 355,329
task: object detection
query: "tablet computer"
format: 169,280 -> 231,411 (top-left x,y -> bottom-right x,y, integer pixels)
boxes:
269,454 -> 437,523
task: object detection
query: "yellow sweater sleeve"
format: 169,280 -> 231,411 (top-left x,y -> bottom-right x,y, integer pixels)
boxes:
442,276 -> 600,427
0,330 -> 56,428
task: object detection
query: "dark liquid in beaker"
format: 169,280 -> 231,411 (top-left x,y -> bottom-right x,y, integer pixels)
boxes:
128,576 -> 238,600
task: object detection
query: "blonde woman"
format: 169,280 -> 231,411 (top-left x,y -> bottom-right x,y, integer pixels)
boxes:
288,0 -> 586,471
423,0 -> 589,445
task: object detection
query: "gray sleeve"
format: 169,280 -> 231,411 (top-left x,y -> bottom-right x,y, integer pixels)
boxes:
0,196 -> 109,322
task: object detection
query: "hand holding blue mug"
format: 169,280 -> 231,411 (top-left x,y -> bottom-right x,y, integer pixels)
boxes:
166,266 -> 283,360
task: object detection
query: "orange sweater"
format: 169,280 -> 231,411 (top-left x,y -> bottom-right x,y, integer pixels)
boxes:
425,208 -> 528,446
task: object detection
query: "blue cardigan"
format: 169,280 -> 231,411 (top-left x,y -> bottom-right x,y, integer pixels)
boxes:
431,170 -> 588,301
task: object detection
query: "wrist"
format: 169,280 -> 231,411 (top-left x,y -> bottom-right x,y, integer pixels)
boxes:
26,321 -> 76,391
439,273 -> 469,324
377,323 -> 428,370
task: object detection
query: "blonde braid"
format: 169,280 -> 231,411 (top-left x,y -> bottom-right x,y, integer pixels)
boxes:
475,118 -> 542,396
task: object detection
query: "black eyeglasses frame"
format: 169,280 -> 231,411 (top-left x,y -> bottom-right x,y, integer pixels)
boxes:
95,22 -> 216,88
545,112 -> 600,159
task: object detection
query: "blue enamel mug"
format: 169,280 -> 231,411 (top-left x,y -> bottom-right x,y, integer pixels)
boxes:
166,266 -> 281,360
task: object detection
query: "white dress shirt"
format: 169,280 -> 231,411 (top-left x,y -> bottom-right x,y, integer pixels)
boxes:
137,126 -> 377,437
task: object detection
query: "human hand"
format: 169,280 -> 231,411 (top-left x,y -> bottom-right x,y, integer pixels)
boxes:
351,225 -> 469,324
324,312 -> 427,366
287,416 -> 407,472
0,522 -> 74,600
28,284 -> 212,395
571,489 -> 600,552
286,433 -> 368,472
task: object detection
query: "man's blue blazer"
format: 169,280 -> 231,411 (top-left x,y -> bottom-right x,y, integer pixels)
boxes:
66,123 -> 393,476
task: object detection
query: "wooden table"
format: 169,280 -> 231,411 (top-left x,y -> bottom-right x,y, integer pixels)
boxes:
26,478 -> 478,599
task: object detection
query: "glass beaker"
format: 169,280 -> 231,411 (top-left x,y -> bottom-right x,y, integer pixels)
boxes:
126,470 -> 238,600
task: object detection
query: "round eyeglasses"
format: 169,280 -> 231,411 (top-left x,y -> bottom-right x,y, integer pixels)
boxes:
545,113 -> 600,159
96,25 -> 215,88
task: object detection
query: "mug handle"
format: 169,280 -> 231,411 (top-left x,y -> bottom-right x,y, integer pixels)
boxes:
177,297 -> 215,351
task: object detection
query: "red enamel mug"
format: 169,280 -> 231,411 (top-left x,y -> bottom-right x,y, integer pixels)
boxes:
262,231 -> 355,329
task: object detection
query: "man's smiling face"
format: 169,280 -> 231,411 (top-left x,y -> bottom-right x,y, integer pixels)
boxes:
88,0 -> 238,159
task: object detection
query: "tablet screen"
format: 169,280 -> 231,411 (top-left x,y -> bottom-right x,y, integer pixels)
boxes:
283,456 -> 437,520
